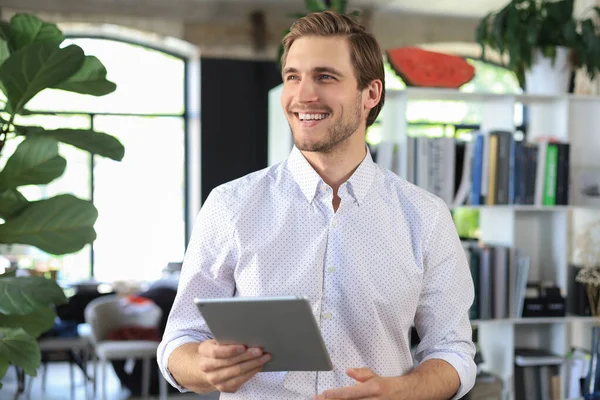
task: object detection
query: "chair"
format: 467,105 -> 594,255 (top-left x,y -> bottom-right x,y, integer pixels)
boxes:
84,294 -> 168,400
30,335 -> 94,399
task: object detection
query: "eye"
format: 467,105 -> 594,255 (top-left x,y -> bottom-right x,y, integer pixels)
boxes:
286,75 -> 299,81
318,74 -> 334,80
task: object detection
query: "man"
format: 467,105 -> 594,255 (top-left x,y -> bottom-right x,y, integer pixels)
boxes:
158,10 -> 476,400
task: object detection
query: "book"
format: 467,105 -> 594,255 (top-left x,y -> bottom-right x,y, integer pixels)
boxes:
515,348 -> 564,367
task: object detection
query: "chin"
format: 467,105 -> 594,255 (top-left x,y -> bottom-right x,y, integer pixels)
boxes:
293,137 -> 335,153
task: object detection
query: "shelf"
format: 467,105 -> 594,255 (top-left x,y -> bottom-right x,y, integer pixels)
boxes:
454,205 -> 570,212
471,315 -> 598,326
387,87 -> 600,104
452,205 -> 600,212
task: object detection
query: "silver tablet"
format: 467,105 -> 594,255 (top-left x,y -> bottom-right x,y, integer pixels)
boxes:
193,296 -> 333,372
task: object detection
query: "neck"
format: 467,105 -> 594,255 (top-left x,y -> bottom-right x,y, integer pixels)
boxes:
301,134 -> 366,193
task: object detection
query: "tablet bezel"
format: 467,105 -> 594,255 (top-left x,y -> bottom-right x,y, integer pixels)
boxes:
193,296 -> 333,372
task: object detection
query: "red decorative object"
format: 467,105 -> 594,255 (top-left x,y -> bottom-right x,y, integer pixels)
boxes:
386,47 -> 475,88
106,326 -> 161,341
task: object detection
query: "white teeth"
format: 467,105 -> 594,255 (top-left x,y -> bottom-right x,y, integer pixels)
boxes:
298,113 -> 328,121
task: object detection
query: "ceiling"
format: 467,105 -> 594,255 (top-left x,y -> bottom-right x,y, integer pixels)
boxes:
0,0 -> 508,21
363,0 -> 506,17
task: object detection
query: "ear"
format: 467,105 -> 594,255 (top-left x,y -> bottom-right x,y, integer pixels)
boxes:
363,79 -> 383,112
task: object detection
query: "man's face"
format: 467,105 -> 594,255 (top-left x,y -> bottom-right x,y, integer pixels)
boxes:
281,35 -> 367,154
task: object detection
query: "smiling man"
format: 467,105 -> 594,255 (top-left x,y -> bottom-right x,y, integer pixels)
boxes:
158,10 -> 476,400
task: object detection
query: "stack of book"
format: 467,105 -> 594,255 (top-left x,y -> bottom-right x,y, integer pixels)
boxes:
394,131 -> 571,208
514,348 -> 563,400
462,241 -> 530,320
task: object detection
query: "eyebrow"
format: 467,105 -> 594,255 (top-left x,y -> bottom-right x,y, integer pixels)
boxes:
282,66 -> 345,77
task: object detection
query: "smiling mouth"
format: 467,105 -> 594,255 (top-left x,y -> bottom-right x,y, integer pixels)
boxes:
294,112 -> 330,122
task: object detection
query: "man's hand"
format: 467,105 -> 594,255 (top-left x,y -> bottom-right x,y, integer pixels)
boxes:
314,360 -> 460,400
196,339 -> 271,393
314,368 -> 402,400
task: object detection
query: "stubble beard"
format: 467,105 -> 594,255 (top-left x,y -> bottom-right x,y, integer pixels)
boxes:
291,95 -> 362,154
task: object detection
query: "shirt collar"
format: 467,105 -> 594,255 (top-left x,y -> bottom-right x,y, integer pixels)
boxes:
286,145 -> 377,206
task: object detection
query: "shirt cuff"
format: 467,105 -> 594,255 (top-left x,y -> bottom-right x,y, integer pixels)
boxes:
157,333 -> 210,392
421,351 -> 477,399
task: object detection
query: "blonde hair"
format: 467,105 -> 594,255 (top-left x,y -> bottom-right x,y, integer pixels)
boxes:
281,11 -> 385,127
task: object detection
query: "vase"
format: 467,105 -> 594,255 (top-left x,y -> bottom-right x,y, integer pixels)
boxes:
525,46 -> 573,94
584,326 -> 600,399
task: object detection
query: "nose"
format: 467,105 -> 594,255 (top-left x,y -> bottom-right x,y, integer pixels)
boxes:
296,78 -> 318,103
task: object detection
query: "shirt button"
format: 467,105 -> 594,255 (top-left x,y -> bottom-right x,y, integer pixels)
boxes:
331,219 -> 338,228
327,267 -> 335,273
323,312 -> 332,320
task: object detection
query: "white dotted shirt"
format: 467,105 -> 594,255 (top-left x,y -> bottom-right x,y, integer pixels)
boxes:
157,146 -> 476,399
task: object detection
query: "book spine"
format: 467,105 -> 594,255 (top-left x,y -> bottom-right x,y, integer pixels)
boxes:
487,135 -> 498,206
543,143 -> 558,206
471,134 -> 484,206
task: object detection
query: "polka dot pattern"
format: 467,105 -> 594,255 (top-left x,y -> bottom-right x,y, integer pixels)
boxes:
158,146 -> 477,399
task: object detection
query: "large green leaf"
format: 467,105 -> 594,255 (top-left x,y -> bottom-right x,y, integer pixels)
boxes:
0,306 -> 56,337
53,55 -> 116,96
44,128 -> 125,161
0,38 -> 9,66
0,352 -> 9,387
0,276 -> 66,315
0,42 -> 84,114
0,136 -> 66,190
475,15 -> 490,59
0,327 -> 39,376
331,0 -> 348,13
305,0 -> 327,12
0,194 -> 98,255
0,188 -> 29,218
9,13 -> 64,51
0,21 -> 13,53
492,7 -> 508,54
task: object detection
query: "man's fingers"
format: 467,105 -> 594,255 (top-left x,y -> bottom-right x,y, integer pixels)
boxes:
346,368 -> 376,383
318,396 -> 378,400
321,381 -> 378,399
206,353 -> 271,386
314,396 -> 377,400
218,365 -> 264,393
200,347 -> 265,372
198,340 -> 247,359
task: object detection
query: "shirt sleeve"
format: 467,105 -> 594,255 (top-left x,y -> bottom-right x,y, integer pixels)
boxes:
157,186 -> 238,392
413,197 -> 477,399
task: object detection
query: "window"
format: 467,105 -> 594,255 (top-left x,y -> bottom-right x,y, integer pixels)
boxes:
5,35 -> 193,284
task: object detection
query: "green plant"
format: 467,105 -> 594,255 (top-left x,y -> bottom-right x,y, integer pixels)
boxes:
0,13 -> 123,386
277,0 -> 361,71
475,0 -> 600,87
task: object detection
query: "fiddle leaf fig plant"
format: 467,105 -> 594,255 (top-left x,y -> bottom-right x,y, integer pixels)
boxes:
0,12 -> 123,387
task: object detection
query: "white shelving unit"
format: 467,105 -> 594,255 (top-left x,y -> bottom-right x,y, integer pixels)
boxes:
268,84 -> 600,400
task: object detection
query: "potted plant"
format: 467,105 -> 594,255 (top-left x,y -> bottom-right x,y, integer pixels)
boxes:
0,13 -> 123,388
475,0 -> 600,93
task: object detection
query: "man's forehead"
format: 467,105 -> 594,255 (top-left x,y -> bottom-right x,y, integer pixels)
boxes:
286,36 -> 352,72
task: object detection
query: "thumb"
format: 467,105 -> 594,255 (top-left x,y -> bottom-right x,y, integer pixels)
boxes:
346,368 -> 376,382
